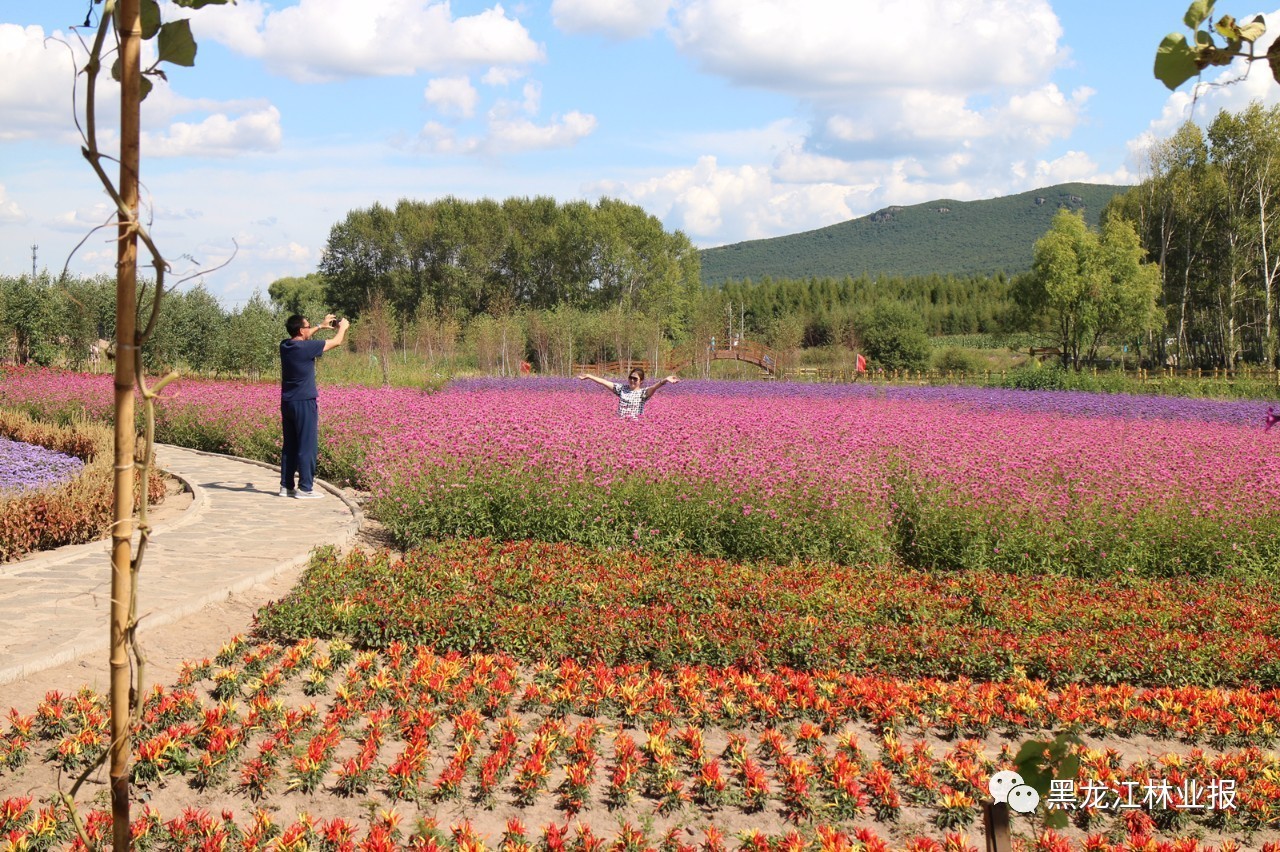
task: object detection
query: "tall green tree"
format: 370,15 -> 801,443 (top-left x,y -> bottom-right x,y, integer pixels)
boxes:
220,293 -> 280,379
319,202 -> 401,320
317,195 -> 700,344
1,274 -> 67,366
268,273 -> 328,318
1091,214 -> 1163,363
1113,121 -> 1217,365
1208,103 -> 1280,364
858,301 -> 930,370
1015,210 -> 1160,367
173,284 -> 228,371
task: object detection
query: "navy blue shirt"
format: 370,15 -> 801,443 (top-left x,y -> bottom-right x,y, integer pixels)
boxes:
280,338 -> 326,402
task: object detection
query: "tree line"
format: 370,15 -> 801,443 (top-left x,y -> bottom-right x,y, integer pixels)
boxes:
714,273 -> 1013,349
0,274 -> 281,378
1109,102 -> 1280,368
0,267 -> 986,377
317,196 -> 701,328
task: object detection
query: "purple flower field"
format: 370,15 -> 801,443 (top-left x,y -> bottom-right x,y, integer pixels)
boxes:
0,438 -> 85,495
452,376 -> 1277,426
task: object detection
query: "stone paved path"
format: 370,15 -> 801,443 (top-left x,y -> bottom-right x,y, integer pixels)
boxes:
0,444 -> 361,685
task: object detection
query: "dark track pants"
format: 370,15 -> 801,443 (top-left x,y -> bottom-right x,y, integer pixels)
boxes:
280,398 -> 319,493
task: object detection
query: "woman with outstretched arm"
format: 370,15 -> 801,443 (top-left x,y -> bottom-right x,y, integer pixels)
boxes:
577,368 -> 680,418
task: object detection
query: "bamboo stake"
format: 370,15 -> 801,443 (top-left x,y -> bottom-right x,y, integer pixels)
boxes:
109,0 -> 141,847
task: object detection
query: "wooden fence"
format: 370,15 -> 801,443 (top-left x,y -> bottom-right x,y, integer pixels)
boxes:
783,365 -> 1280,385
570,358 -> 1280,387
573,340 -> 782,379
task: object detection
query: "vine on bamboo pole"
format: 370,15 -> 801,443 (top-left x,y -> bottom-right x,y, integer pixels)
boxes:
56,1 -> 233,848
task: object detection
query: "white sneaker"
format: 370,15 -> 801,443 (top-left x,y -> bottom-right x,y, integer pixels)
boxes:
278,487 -> 295,498
295,489 -> 324,500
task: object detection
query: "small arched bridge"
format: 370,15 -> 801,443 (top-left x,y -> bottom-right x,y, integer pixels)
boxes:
573,339 -> 780,378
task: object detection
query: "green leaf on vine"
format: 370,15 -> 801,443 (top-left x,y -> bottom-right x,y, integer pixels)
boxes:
140,0 -> 161,40
1268,37 -> 1280,84
1213,13 -> 1265,45
1012,731 -> 1083,831
1238,14 -> 1267,43
173,0 -> 236,8
116,55 -> 156,99
1184,0 -> 1215,30
1155,33 -> 1200,90
157,19 -> 197,67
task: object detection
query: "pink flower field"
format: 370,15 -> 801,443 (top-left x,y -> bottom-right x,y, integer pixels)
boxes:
2,367 -> 1277,577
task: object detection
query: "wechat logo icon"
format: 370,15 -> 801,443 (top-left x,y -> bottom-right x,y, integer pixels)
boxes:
988,770 -> 1040,814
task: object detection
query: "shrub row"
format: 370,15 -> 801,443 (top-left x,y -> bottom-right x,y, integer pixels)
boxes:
255,540 -> 1280,689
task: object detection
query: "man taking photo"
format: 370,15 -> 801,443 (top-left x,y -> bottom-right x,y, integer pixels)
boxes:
279,313 -> 348,499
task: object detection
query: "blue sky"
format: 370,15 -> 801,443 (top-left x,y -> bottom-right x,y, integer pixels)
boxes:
3,0 -> 1280,307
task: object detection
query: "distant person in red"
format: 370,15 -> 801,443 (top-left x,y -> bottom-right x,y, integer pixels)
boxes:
855,352 -> 868,381
279,314 -> 348,499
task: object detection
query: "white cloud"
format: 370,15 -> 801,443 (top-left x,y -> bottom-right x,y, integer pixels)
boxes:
0,19 -> 286,169
519,82 -> 541,115
417,122 -> 481,155
0,24 -> 89,142
1028,150 -> 1102,185
488,110 -> 597,152
171,0 -> 268,56
771,148 -> 866,185
627,0 -> 1096,225
418,80 -> 597,155
50,202 -> 117,233
0,185 -> 26,224
425,76 -> 479,118
801,80 -> 1094,163
152,205 -> 205,222
801,85 -> 1092,184
489,81 -> 544,119
671,119 -> 803,162
598,155 -> 859,242
424,110 -> 597,155
261,241 -> 314,263
144,106 -> 283,157
596,120 -> 1129,249
551,0 -> 672,38
669,0 -> 1064,99
821,91 -> 988,151
481,66 -> 526,86
190,0 -> 544,83
997,85 -> 1093,146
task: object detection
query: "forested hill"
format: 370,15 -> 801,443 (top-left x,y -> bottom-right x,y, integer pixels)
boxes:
698,182 -> 1129,284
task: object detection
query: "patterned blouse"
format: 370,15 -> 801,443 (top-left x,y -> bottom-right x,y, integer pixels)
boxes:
611,383 -> 647,418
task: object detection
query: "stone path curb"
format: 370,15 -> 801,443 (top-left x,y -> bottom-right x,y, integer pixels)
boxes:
0,444 -> 362,686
